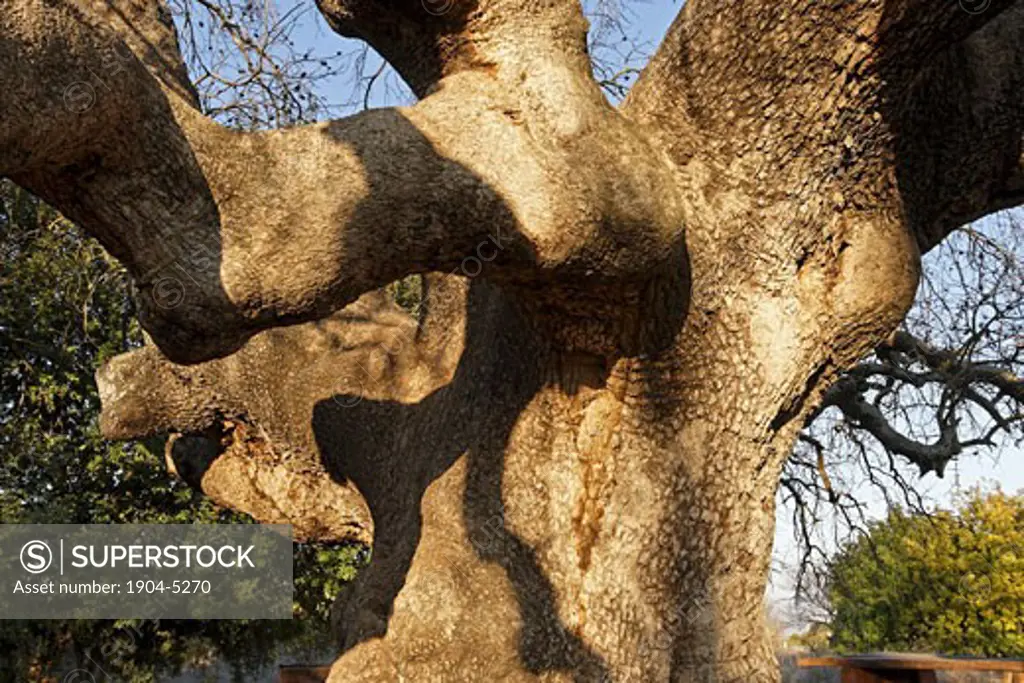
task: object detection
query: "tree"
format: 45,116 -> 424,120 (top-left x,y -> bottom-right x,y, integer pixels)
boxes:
781,217 -> 1024,596
2,1 -> 1024,681
826,489 -> 1024,657
0,180 -> 363,681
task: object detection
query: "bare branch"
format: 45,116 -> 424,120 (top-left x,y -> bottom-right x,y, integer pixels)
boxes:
169,0 -> 361,127
816,327 -> 1023,477
818,376 -> 962,477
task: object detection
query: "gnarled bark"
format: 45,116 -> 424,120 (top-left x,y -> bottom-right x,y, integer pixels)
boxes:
5,0 -> 1024,681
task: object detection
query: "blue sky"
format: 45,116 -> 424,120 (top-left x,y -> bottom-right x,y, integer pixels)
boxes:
290,0 -> 683,111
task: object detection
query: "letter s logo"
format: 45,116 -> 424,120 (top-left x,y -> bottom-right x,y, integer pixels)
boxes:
20,540 -> 52,574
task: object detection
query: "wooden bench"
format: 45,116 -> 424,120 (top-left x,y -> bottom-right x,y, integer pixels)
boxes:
277,664 -> 331,682
798,653 -> 1024,682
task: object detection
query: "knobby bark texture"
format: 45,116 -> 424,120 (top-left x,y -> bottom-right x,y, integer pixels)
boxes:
3,1 -> 1024,681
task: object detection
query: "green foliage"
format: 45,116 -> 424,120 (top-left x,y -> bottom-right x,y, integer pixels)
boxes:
387,274 -> 423,314
0,181 -> 364,681
827,488 -> 1024,656
785,623 -> 832,653
293,543 -> 366,624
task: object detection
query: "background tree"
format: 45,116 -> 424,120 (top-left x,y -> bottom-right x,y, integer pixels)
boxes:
3,1 -> 1024,682
825,489 -> 1024,657
0,179 -> 364,682
781,212 -> 1024,598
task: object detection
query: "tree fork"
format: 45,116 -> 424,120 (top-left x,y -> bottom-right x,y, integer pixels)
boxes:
4,0 -> 1024,681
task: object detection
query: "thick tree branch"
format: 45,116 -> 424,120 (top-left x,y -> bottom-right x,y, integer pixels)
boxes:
2,0 -> 686,364
889,5 -> 1024,250
623,0 -> 1024,252
94,284 -> 466,543
165,423 -> 374,544
314,0 -> 594,104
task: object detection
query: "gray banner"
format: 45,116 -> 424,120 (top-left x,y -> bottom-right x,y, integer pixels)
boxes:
0,524 -> 292,618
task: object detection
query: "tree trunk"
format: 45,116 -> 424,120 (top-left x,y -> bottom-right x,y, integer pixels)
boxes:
95,236 -> 917,681
316,208 -> 920,681
4,0 -> 1023,681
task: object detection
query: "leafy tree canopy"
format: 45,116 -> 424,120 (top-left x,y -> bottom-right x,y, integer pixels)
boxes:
0,179 -> 364,682
826,489 -> 1024,657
